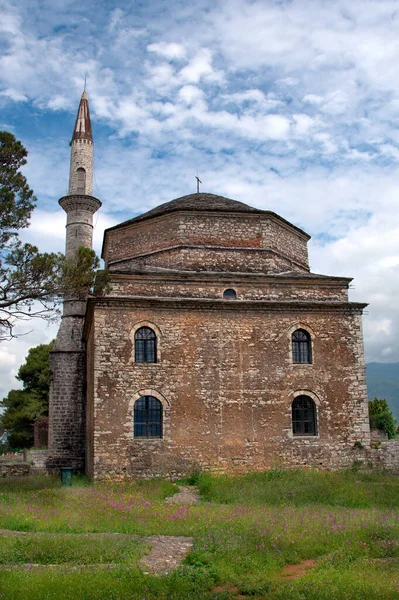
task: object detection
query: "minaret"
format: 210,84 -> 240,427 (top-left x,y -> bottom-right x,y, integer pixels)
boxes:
47,91 -> 101,473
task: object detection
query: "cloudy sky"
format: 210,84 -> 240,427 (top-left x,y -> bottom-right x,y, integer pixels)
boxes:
1,0 -> 399,399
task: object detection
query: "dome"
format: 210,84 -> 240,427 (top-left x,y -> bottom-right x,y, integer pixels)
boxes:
105,192 -> 309,240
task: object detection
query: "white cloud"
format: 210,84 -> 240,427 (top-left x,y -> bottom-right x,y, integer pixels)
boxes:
179,49 -> 214,83
1,0 -> 399,371
0,88 -> 27,102
178,85 -> 204,105
147,42 -> 186,60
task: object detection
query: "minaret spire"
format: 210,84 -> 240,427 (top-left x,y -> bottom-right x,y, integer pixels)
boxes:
72,91 -> 93,143
68,90 -> 94,196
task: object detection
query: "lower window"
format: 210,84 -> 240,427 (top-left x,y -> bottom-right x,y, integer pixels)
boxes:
292,395 -> 317,436
134,396 -> 163,438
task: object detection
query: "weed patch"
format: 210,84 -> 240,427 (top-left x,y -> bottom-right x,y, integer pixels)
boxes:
0,470 -> 399,599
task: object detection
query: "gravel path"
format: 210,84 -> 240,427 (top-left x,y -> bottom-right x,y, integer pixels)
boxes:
165,485 -> 200,505
140,535 -> 194,574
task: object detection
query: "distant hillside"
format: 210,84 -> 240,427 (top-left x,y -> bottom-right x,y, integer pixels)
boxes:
366,362 -> 399,418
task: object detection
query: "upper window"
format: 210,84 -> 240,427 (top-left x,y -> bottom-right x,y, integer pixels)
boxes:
135,327 -> 157,363
292,395 -> 317,436
223,288 -> 237,299
134,396 -> 162,438
76,168 -> 86,194
292,329 -> 312,364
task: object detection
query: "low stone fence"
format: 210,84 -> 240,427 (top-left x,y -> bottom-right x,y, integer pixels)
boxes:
366,440 -> 399,472
0,461 -> 30,477
28,449 -> 49,471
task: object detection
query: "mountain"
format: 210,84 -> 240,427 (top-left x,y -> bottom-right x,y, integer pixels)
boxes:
366,362 -> 399,418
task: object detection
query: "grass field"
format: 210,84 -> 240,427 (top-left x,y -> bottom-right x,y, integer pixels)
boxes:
0,469 -> 399,599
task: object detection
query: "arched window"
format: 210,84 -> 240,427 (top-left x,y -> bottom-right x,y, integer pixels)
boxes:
76,168 -> 86,194
134,327 -> 157,363
134,396 -> 162,438
292,396 -> 317,436
292,329 -> 312,364
223,288 -> 237,299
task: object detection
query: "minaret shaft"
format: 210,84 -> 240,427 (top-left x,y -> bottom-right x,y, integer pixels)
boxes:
47,91 -> 101,474
68,140 -> 93,195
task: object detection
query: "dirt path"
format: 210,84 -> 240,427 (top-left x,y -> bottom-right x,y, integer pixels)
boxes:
279,559 -> 316,579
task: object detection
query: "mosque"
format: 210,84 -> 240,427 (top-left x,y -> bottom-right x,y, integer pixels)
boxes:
47,92 -> 370,478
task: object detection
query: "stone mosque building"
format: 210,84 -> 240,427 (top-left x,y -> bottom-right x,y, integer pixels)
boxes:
47,92 -> 371,479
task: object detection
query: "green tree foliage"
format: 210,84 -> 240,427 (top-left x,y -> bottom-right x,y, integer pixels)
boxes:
0,131 -> 108,340
0,342 -> 53,449
62,246 -> 110,300
0,131 -> 65,340
368,397 -> 397,439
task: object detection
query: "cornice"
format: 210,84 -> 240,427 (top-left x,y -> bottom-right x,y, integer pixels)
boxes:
87,295 -> 367,312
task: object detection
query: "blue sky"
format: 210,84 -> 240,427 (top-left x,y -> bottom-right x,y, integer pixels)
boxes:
1,0 -> 399,397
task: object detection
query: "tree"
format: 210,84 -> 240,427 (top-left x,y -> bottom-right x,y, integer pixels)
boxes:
0,131 -> 66,339
0,342 -> 53,448
0,131 -> 107,339
368,397 -> 397,439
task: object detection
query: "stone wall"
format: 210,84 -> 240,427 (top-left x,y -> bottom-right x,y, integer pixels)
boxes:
58,195 -> 101,260
0,462 -> 30,477
69,138 -> 93,195
86,296 -> 370,479
103,212 -> 310,274
28,449 -> 49,471
33,418 -> 48,448
47,350 -> 86,472
367,441 -> 399,472
108,273 -> 350,303
113,246 -> 307,274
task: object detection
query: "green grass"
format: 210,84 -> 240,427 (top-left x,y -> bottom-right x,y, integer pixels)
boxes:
0,469 -> 399,599
0,534 -> 145,565
194,468 -> 399,508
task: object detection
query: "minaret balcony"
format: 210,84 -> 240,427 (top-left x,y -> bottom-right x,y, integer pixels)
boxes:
59,194 -> 102,215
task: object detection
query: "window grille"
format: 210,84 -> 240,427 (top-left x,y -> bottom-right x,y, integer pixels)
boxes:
292,329 -> 312,364
134,396 -> 162,438
135,327 -> 157,363
292,395 -> 317,436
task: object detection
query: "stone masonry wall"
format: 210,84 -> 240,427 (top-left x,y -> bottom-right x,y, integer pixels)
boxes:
0,462 -> 30,477
86,321 -> 95,479
109,274 -> 349,303
112,247 -> 307,274
28,449 -> 49,471
86,299 -> 370,479
367,441 -> 399,472
69,138 -> 93,195
47,350 -> 86,472
59,195 -> 101,260
104,212 -> 309,273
